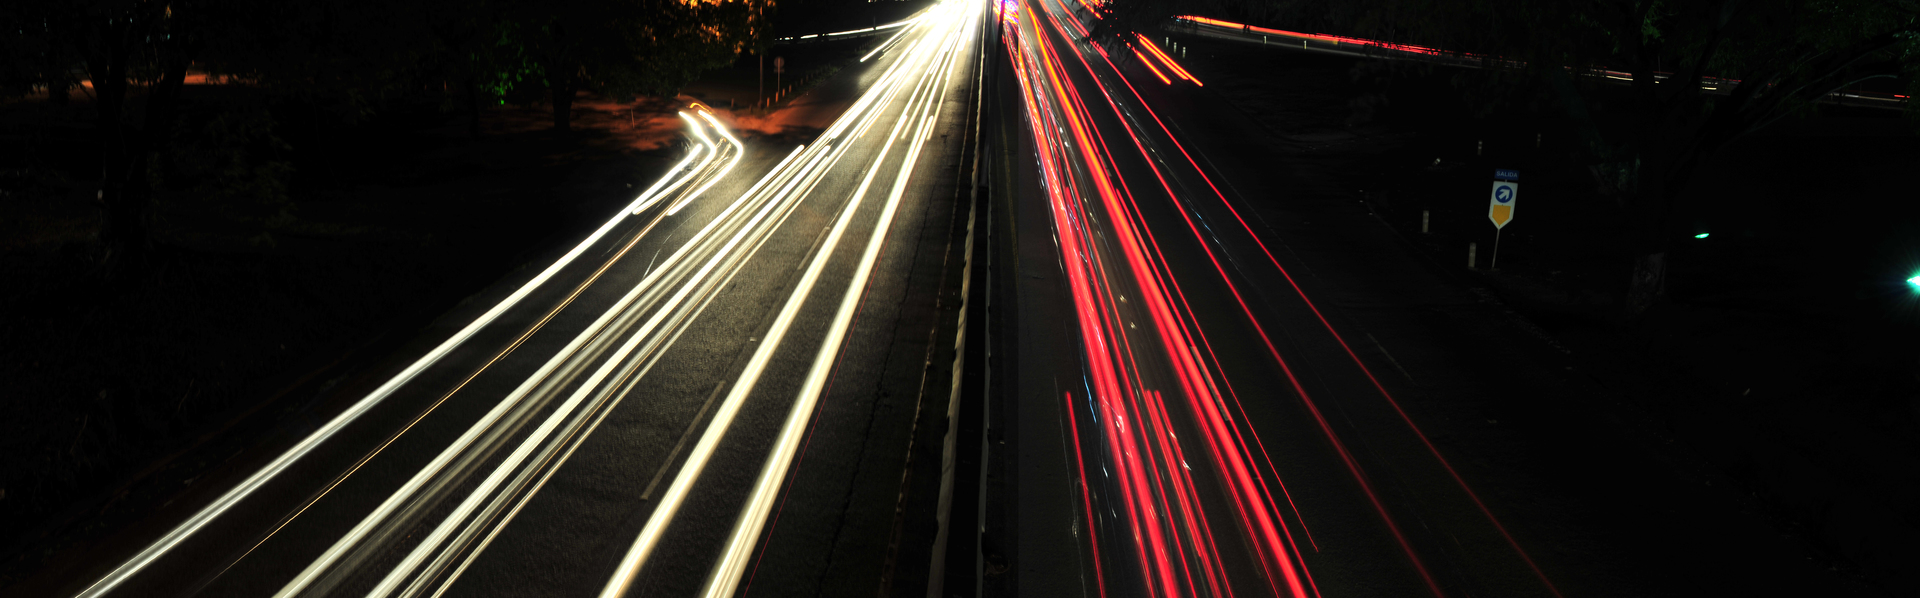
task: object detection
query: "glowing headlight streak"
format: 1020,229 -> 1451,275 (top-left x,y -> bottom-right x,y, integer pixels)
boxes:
272,133 -> 818,598
777,13 -> 928,42
362,144 -> 815,598
667,110 -> 746,215
598,4 -> 979,596
860,15 -> 923,62
634,146 -> 710,215
377,151 -> 804,598
633,146 -> 706,212
67,102 -> 733,598
631,111 -> 721,215
684,143 -> 806,222
701,7 -> 979,597
595,142 -> 838,598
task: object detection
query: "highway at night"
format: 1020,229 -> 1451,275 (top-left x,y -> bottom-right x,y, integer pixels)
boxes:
4,0 -> 1911,596
38,2 -> 988,596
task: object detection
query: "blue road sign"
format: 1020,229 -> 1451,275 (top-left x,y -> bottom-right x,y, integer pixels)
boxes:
1494,169 -> 1519,181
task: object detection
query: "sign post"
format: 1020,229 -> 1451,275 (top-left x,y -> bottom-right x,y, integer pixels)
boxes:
773,56 -> 784,101
1488,169 -> 1519,270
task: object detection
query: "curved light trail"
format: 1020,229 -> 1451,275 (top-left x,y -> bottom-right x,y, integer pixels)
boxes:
65,0 -> 990,594
597,3 -> 986,595
272,109 -> 773,598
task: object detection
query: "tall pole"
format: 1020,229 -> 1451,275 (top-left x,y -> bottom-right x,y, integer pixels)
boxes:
1491,228 -> 1503,270
758,53 -> 764,108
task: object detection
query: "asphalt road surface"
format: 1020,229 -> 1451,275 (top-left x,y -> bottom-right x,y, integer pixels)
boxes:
23,2 -> 990,597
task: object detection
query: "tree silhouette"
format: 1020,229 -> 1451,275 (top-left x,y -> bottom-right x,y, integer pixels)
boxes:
496,0 -> 769,130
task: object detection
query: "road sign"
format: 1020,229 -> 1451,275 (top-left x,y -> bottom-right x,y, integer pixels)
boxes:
1486,168 -> 1519,270
1487,180 -> 1518,229
773,56 -> 784,74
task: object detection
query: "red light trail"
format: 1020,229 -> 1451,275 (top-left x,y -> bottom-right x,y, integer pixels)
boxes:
1008,2 -> 1319,595
1006,0 -> 1574,596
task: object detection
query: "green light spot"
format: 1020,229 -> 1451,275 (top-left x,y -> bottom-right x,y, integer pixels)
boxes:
1693,233 -> 1709,239
1908,274 -> 1920,290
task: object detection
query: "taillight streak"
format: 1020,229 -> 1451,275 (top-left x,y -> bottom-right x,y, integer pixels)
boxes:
1130,45 -> 1172,84
1042,2 -> 1563,597
1029,3 -> 1456,595
1020,6 -> 1317,596
1133,33 -> 1202,86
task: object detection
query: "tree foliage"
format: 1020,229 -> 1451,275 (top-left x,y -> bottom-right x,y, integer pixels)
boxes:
493,0 -> 769,130
0,0 -> 768,273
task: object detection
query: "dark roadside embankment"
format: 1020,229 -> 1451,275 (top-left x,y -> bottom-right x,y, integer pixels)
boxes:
0,86 -> 691,589
1175,33 -> 1919,596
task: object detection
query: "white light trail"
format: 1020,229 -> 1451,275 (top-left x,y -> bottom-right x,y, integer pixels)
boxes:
777,13 -> 927,42
634,144 -> 708,215
597,1 -> 980,595
861,16 -> 923,62
367,139 -> 804,598
69,110 -> 725,598
633,146 -> 707,211
276,130 -> 823,598
702,4 -> 979,595
668,111 -> 748,216
634,112 -> 720,215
